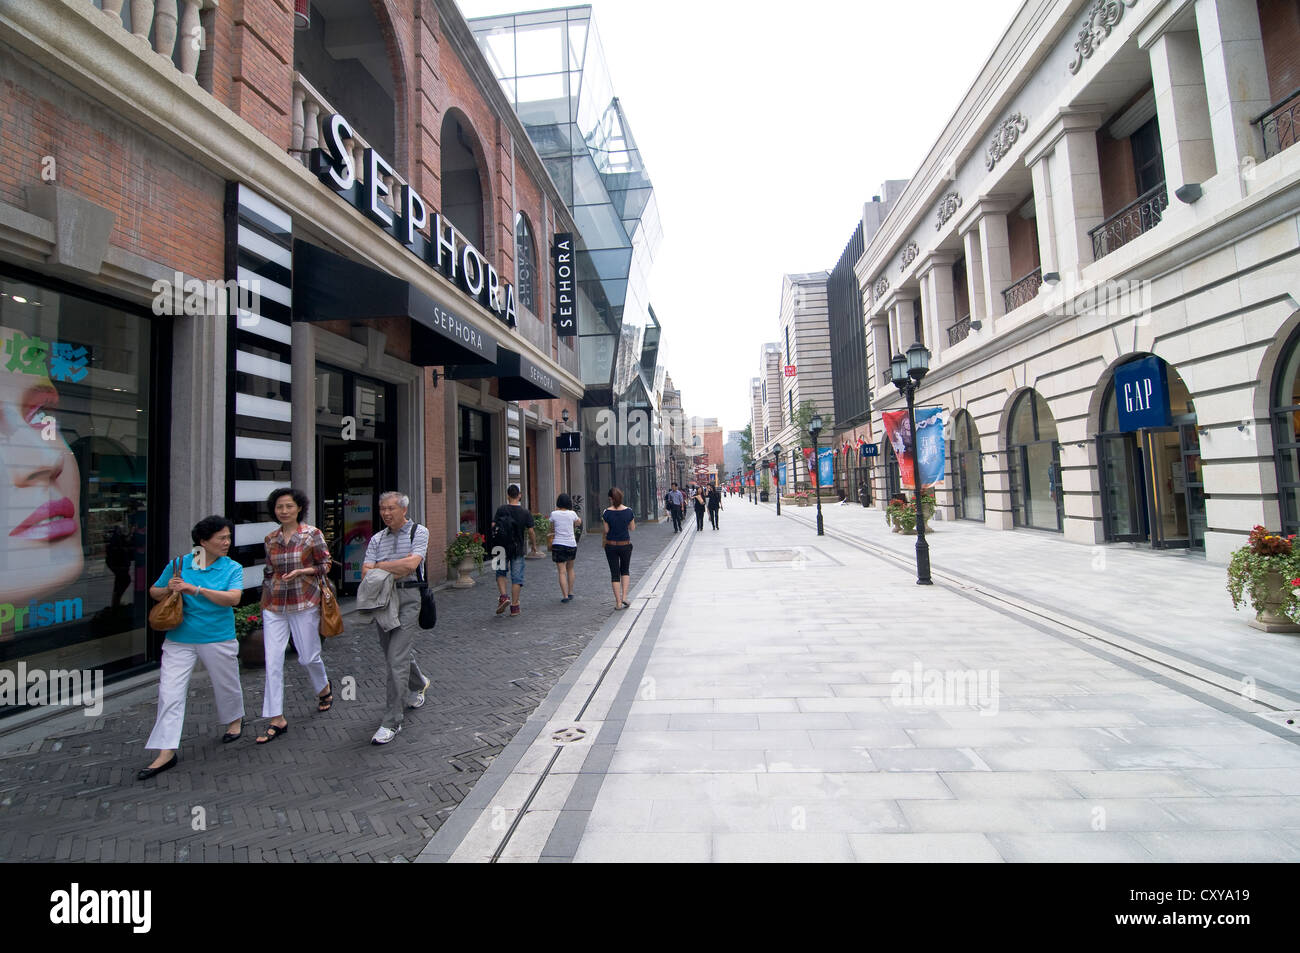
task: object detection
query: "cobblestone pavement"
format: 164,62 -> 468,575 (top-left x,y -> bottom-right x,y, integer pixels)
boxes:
0,525 -> 674,862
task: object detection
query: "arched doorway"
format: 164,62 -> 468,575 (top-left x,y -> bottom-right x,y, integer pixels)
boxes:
1096,354 -> 1204,550
1271,325 -> 1300,536
883,437 -> 902,501
1007,390 -> 1063,532
441,111 -> 486,250
950,410 -> 984,521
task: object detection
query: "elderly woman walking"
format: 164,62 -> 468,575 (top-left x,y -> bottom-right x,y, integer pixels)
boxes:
256,487 -> 334,744
138,516 -> 245,780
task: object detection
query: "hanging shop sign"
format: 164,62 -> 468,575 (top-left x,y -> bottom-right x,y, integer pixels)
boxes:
784,365 -> 797,377
860,443 -> 879,458
310,113 -> 517,329
1114,356 -> 1171,432
556,432 -> 582,453
552,233 -> 576,338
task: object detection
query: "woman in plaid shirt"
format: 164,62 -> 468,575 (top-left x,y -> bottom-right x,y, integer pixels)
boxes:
256,488 -> 334,744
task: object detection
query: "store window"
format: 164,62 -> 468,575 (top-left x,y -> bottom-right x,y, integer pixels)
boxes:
0,274 -> 155,693
1007,389 -> 1063,532
1271,324 -> 1300,536
951,410 -> 984,521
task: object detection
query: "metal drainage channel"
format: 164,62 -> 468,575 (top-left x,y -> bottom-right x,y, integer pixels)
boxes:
487,528 -> 693,863
774,507 -> 1298,721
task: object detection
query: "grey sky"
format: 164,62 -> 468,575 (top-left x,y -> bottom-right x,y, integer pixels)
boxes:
454,0 -> 1026,434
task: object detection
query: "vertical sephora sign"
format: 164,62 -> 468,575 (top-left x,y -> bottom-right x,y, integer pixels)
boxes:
553,233 -> 576,338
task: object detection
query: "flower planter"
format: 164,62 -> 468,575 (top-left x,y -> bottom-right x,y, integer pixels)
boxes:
1250,571 -> 1300,633
239,628 -> 265,668
451,556 -> 477,589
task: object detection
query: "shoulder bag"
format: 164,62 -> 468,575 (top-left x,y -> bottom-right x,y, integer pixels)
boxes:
318,576 -> 344,637
148,558 -> 185,632
410,523 -> 437,630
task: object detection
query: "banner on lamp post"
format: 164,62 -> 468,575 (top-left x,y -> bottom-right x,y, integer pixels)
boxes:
882,407 -> 945,490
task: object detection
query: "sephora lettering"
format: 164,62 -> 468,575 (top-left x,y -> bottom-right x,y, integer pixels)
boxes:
553,232 -> 576,338
310,113 -> 517,329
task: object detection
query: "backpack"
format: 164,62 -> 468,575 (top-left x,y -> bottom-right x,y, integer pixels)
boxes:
491,506 -> 527,559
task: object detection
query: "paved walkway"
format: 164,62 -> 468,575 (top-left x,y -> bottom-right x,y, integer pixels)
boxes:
0,527 -> 673,862
422,501 -> 1300,862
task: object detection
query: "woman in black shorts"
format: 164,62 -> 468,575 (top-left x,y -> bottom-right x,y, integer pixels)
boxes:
602,487 -> 636,610
549,493 -> 582,603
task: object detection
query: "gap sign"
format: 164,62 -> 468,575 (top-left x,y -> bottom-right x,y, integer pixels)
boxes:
1114,355 -> 1171,432
553,233 -> 576,338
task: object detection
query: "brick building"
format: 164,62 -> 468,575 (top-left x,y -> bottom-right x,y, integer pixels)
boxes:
0,0 -> 584,693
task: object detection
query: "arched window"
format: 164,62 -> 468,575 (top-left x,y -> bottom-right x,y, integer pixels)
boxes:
1007,390 -> 1062,531
441,112 -> 485,250
515,212 -> 537,314
1272,325 -> 1300,535
950,410 -> 984,521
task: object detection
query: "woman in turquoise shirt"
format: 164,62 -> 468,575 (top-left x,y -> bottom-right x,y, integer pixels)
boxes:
138,516 -> 246,781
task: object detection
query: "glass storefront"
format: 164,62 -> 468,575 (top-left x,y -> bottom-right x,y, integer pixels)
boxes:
1008,390 -> 1063,532
951,411 -> 985,521
0,273 -> 156,695
458,406 -> 493,535
1273,326 -> 1300,537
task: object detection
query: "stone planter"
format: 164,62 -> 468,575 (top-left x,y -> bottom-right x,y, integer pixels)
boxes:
1250,571 -> 1300,633
759,490 -> 770,502
451,556 -> 477,589
239,628 -> 265,668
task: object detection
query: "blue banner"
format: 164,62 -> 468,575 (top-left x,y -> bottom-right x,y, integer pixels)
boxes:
778,463 -> 787,488
915,408 -> 946,489
817,447 -> 834,486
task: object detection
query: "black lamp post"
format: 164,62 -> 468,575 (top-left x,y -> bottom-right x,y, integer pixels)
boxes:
809,413 -> 825,536
748,458 -> 757,504
891,342 -> 933,585
772,442 -> 782,516
561,408 -> 571,495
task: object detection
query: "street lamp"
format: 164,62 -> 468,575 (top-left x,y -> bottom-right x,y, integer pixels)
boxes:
561,408 -> 571,494
891,342 -> 933,585
772,441 -> 782,516
748,458 -> 757,504
809,412 -> 825,537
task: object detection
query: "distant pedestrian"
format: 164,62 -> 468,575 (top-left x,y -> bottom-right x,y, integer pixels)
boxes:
602,487 -> 636,610
491,484 -> 535,617
256,487 -> 333,745
359,492 -> 430,745
549,493 -> 581,603
707,484 -> 722,530
138,516 -> 244,780
666,482 -> 685,533
859,480 -> 871,507
692,486 -> 707,531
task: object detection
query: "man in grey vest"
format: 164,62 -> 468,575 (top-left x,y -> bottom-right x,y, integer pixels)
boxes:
361,491 -> 430,745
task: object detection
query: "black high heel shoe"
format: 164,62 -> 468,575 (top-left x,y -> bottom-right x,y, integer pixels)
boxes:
137,751 -> 179,781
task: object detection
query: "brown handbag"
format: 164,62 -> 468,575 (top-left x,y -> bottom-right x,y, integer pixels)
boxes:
148,558 -> 185,632
318,577 -> 344,637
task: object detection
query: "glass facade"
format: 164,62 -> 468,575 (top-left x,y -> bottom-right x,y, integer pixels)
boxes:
0,274 -> 156,696
471,6 -> 663,526
1007,390 -> 1062,532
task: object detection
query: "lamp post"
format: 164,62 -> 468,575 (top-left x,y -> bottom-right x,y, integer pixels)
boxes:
809,413 -> 825,537
748,459 -> 757,504
561,408 -> 571,495
890,342 -> 933,585
772,441 -> 782,516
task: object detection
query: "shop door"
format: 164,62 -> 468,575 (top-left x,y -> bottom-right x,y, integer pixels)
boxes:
526,429 -> 539,513
1098,433 -> 1148,542
319,439 -> 385,597
1142,428 -> 1190,548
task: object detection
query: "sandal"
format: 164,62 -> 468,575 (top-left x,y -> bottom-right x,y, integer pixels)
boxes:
317,682 -> 334,713
221,719 -> 243,743
256,722 -> 289,744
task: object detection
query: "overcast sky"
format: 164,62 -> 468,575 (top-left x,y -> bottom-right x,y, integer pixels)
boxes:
454,0 -> 1026,434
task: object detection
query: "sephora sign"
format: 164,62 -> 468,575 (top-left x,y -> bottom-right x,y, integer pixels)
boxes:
311,113 -> 517,328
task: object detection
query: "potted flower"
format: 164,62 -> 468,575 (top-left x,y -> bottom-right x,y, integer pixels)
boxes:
532,514 -> 552,555
794,490 -> 810,507
1227,526 -> 1300,631
887,492 -> 936,534
235,604 -> 265,667
446,531 -> 487,589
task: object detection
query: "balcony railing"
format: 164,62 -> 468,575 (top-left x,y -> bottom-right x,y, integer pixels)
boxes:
94,0 -> 212,82
1089,184 -> 1168,261
947,315 -> 972,347
1002,267 -> 1042,313
1253,87 -> 1300,160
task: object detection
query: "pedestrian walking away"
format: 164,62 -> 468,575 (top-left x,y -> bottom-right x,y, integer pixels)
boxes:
666,482 -> 685,533
549,492 -> 581,603
491,484 -> 535,617
602,487 -> 636,610
138,516 -> 244,780
256,487 -> 333,745
358,491 -> 431,745
707,484 -> 722,530
692,485 -> 707,531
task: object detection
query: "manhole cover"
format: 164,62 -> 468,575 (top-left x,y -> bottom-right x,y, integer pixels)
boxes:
752,549 -> 799,562
551,726 -> 588,744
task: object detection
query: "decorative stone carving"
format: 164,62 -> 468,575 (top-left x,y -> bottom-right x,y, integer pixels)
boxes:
935,192 -> 963,231
899,241 -> 919,273
1068,0 -> 1139,75
985,113 -> 1028,170
873,275 -> 890,302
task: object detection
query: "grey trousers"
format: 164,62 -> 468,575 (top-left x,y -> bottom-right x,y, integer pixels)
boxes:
376,588 -> 428,730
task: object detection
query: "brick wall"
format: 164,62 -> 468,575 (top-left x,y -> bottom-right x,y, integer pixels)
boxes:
1008,213 -> 1040,280
1259,0 -> 1300,104
224,0 -> 294,150
1097,130 -> 1137,220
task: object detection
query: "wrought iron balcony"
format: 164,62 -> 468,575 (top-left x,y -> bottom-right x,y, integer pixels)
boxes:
1002,267 -> 1042,313
1253,88 -> 1300,160
1089,184 -> 1169,260
947,315 -> 972,347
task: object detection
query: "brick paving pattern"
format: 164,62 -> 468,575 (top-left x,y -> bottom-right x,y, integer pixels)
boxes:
0,527 -> 674,862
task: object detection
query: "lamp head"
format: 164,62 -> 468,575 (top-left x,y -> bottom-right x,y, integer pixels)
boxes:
809,413 -> 823,440
562,408 -> 570,423
890,352 -> 909,388
906,342 -> 930,381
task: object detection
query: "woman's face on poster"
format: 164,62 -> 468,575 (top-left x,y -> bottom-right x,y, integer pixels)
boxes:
0,326 -> 83,607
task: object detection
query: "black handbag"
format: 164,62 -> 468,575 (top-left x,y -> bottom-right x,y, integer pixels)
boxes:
409,523 -> 437,629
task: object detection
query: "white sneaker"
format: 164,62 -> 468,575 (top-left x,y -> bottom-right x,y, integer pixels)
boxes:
406,677 -> 430,709
371,725 -> 401,745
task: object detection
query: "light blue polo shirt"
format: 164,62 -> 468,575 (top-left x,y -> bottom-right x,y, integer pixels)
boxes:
152,553 -> 244,644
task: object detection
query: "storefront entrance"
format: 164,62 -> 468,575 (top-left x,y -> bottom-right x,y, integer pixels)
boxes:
458,406 -> 493,535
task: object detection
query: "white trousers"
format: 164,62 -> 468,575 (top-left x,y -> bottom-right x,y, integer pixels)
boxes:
262,606 -> 329,718
145,639 -> 244,751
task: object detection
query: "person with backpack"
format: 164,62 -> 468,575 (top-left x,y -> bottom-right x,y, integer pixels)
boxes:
491,484 -> 535,617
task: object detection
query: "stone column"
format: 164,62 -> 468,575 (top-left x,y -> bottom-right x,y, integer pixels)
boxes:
291,322 -> 315,497
1025,111 -> 1104,277
1195,0 -> 1271,195
918,252 -> 958,363
1147,29 -> 1216,196
1029,155 -> 1060,279
170,309 -> 226,556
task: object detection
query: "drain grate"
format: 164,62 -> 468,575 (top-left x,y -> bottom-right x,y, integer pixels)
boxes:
550,726 -> 588,744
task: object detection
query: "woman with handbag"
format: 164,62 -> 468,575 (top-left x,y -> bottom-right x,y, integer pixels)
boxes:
138,516 -> 245,781
256,488 -> 334,744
